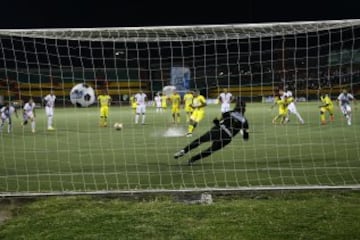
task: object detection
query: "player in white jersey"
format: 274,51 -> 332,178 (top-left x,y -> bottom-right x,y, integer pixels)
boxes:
154,92 -> 162,113
283,90 -> 304,124
0,103 -> 18,133
134,90 -> 147,124
22,98 -> 36,133
218,88 -> 233,113
337,89 -> 356,126
44,90 -> 56,130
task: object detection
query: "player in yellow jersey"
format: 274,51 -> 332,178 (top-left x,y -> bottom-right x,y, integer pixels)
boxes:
169,90 -> 181,123
97,89 -> 112,127
161,93 -> 168,111
186,90 -> 207,137
319,92 -> 334,125
271,90 -> 288,124
130,94 -> 137,114
183,90 -> 194,123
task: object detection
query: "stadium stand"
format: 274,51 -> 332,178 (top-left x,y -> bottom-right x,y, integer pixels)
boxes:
0,79 -> 149,106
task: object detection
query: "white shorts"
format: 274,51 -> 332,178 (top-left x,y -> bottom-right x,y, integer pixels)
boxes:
287,103 -> 298,114
136,105 -> 146,114
221,103 -> 231,113
1,116 -> 12,125
23,111 -> 34,120
45,106 -> 54,116
1,113 -> 8,121
156,102 -> 162,108
340,104 -> 351,115
1,115 -> 10,124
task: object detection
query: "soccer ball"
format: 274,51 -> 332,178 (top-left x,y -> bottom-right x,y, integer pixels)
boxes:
70,83 -> 96,107
113,122 -> 123,131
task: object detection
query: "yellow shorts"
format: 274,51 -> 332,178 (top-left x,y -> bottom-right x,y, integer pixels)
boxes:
278,107 -> 288,116
171,105 -> 180,114
190,109 -> 204,123
321,106 -> 334,114
100,106 -> 109,118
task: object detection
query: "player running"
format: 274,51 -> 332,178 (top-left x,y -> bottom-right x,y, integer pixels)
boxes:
218,88 -> 233,113
186,90 -> 207,137
22,98 -> 36,133
97,89 -> 112,127
161,93 -> 168,111
337,89 -> 356,126
284,90 -> 304,124
134,90 -> 147,125
130,94 -> 137,114
183,90 -> 194,123
271,90 -> 288,125
169,90 -> 181,123
0,103 -> 18,133
319,92 -> 334,125
174,97 -> 249,165
44,90 -> 56,130
154,92 -> 162,113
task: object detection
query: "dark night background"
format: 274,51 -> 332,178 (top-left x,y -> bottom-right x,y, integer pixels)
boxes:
0,0 -> 358,28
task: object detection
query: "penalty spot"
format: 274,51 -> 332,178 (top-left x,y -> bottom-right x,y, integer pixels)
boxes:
163,127 -> 186,137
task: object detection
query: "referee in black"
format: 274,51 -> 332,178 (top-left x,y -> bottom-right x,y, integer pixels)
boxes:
174,97 -> 249,165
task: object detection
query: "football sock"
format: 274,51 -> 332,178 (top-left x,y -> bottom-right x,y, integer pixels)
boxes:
320,112 -> 326,123
48,116 -> 53,128
295,113 -> 304,123
142,115 -> 146,124
188,122 -> 197,133
188,125 -> 194,133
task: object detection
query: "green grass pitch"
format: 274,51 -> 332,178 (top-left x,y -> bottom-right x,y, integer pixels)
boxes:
0,102 -> 359,193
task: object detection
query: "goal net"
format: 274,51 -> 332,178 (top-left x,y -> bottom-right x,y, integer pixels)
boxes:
1,19 -> 360,195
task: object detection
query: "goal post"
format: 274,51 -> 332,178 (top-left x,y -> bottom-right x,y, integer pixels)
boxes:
0,19 -> 360,196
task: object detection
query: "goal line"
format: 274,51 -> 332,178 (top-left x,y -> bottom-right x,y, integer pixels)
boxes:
1,185 -> 360,198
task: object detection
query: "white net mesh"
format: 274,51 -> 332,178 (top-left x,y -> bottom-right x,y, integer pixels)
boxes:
0,19 -> 360,195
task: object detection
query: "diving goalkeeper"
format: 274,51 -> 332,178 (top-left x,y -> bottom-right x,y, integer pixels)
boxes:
174,97 -> 249,165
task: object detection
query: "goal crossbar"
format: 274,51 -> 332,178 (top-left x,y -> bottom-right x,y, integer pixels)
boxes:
0,19 -> 359,42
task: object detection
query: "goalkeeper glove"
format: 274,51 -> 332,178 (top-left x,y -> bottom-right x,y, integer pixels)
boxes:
213,118 -> 220,126
240,129 -> 249,141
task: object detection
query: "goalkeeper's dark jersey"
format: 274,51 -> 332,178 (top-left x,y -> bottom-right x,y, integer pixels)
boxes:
216,110 -> 248,138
